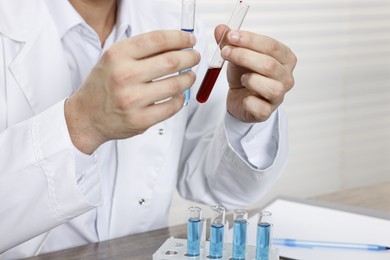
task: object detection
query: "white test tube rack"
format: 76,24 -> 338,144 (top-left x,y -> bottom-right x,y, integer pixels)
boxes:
152,237 -> 279,260
153,209 -> 279,260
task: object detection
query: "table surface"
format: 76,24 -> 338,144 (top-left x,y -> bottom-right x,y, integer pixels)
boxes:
25,181 -> 390,260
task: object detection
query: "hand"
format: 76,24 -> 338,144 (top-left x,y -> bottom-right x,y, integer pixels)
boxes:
215,25 -> 297,123
65,30 -> 200,154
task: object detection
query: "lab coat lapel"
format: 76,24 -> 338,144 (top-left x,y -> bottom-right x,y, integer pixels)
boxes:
8,29 -> 72,115
2,0 -> 72,115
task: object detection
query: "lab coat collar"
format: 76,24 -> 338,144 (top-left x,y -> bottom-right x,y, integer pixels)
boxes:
45,0 -> 131,40
44,0 -> 85,40
0,0 -> 47,42
116,0 -> 132,38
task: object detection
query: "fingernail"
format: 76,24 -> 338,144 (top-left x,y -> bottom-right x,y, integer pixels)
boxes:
229,31 -> 240,43
241,74 -> 248,86
195,50 -> 201,61
221,46 -> 231,58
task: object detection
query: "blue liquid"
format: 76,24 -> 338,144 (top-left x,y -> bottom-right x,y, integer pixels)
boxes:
232,220 -> 247,259
180,28 -> 194,106
209,223 -> 224,258
256,222 -> 271,260
187,218 -> 201,256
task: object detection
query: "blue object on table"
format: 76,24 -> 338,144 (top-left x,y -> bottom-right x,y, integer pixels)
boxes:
273,238 -> 390,251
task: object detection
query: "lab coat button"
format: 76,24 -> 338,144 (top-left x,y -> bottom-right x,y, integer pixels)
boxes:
158,128 -> 165,135
139,198 -> 146,205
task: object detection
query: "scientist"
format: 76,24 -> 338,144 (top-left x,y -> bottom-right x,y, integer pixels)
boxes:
0,0 -> 296,258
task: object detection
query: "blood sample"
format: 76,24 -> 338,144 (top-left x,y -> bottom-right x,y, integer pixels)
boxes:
196,1 -> 250,103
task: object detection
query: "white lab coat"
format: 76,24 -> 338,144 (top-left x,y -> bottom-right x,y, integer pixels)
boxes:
0,0 -> 288,258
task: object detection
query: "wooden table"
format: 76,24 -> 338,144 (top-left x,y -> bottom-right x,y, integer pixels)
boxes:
25,181 -> 390,260
309,181 -> 390,213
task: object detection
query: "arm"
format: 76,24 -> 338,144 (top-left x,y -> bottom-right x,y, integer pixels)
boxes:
177,23 -> 296,209
177,95 -> 288,209
0,101 -> 99,252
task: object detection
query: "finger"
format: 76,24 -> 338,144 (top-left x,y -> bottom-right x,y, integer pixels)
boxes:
103,48 -> 200,87
123,30 -> 197,60
222,46 -> 285,80
226,30 -> 297,69
241,73 -> 286,104
243,95 -> 276,122
138,49 -> 200,82
214,24 -> 231,49
140,71 -> 196,106
141,94 -> 186,126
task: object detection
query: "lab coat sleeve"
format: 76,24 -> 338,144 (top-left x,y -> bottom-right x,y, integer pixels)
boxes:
214,108 -> 287,207
0,101 -> 101,252
176,20 -> 288,209
177,107 -> 288,210
224,110 -> 278,169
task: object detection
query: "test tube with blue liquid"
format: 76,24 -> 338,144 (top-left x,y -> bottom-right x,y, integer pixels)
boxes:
187,206 -> 202,256
209,205 -> 225,259
232,209 -> 248,259
256,211 -> 272,260
180,0 -> 196,106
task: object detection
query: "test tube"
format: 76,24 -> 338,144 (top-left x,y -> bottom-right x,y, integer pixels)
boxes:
180,0 -> 196,106
209,205 -> 225,259
232,209 -> 248,259
196,0 -> 250,103
187,206 -> 202,256
256,211 -> 272,260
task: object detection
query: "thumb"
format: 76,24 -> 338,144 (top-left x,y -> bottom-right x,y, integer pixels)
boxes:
214,24 -> 231,50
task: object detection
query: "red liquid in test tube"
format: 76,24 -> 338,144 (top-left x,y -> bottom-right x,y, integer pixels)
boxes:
196,0 -> 249,104
196,67 -> 222,103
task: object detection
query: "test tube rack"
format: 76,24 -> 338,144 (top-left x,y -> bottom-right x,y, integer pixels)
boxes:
153,237 -> 280,260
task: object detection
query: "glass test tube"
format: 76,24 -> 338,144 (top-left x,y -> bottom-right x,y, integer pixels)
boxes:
256,211 -> 272,260
209,205 -> 226,258
196,0 -> 250,103
180,0 -> 196,106
187,206 -> 202,256
232,209 -> 248,260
